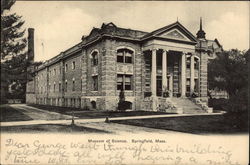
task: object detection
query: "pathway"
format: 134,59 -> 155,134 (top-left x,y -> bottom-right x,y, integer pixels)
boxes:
10,104 -> 73,120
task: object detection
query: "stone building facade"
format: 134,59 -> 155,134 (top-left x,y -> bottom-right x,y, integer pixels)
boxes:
26,20 -> 222,111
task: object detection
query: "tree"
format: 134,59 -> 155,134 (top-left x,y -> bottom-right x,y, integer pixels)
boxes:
1,0 -> 26,60
117,89 -> 125,111
1,0 -> 28,103
208,49 -> 248,112
1,0 -> 15,14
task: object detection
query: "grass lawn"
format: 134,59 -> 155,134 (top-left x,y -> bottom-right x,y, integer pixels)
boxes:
1,124 -> 110,133
28,104 -> 172,118
112,114 -> 248,134
0,104 -> 33,122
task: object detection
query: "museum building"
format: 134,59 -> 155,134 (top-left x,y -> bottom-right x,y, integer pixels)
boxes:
26,20 -> 222,112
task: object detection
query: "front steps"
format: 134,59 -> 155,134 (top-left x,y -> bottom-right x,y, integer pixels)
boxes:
167,98 -> 209,114
142,96 -> 213,114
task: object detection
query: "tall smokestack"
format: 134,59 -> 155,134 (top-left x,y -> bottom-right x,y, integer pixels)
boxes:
28,28 -> 34,62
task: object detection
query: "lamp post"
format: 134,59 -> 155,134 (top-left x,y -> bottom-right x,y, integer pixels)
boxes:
71,107 -> 75,126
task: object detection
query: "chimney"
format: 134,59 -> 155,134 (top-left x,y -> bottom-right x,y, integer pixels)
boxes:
28,28 -> 34,62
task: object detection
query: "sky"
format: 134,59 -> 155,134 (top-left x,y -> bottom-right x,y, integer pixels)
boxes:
8,1 -> 250,62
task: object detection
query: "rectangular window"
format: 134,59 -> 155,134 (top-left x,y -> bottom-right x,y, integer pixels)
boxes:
65,64 -> 68,72
125,75 -> 132,90
72,80 -> 75,91
65,82 -> 67,92
117,74 -> 132,90
54,68 -> 56,75
186,57 -> 191,69
92,76 -> 98,91
59,82 -> 61,92
54,83 -> 56,92
117,74 -> 123,90
72,61 -> 75,70
194,79 -> 198,93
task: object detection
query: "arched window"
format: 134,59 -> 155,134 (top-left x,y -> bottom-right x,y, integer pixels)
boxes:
91,51 -> 98,66
117,48 -> 133,63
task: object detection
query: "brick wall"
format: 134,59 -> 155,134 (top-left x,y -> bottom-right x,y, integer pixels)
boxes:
36,68 -> 48,104
64,53 -> 82,98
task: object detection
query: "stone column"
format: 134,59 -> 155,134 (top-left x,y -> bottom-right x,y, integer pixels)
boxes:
162,50 -> 167,94
190,55 -> 195,95
181,52 -> 186,97
151,49 -> 157,96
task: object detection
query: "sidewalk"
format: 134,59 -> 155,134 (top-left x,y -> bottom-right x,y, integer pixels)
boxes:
10,104 -> 73,120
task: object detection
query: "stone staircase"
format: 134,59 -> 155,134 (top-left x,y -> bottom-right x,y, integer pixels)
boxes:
169,98 -> 206,114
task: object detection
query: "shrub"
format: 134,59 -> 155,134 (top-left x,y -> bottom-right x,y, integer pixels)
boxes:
163,91 -> 170,98
191,92 -> 198,98
208,98 -> 228,110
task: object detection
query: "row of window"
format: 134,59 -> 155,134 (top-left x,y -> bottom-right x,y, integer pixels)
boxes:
37,74 -> 133,94
37,61 -> 76,80
38,48 -> 134,80
38,79 -> 81,94
90,48 -> 134,66
46,61 -> 77,77
92,74 -> 133,91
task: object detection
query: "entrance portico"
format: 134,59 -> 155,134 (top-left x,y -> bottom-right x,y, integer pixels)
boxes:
141,22 -> 199,101
145,48 -> 198,98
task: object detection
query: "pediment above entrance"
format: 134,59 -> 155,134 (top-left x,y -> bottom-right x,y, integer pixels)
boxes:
141,22 -> 197,44
158,29 -> 189,41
